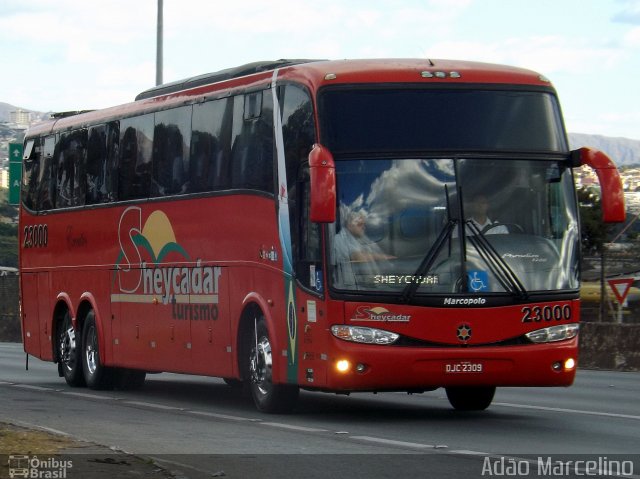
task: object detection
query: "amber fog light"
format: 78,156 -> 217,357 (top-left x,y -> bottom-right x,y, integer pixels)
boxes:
336,359 -> 351,373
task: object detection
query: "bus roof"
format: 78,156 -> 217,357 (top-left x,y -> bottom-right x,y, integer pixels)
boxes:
137,58 -> 552,101
135,59 -> 322,100
25,58 -> 553,138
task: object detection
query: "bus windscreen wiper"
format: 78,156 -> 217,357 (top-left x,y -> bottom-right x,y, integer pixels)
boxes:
400,219 -> 457,303
464,220 -> 528,299
401,185 -> 457,303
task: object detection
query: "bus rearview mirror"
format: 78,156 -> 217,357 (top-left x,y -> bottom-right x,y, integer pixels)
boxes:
308,144 -> 336,223
573,147 -> 626,223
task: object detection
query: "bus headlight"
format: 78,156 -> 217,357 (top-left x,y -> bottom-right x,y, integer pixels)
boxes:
331,325 -> 400,345
525,323 -> 579,343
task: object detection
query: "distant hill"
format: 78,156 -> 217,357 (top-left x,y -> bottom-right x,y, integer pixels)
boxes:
569,133 -> 640,167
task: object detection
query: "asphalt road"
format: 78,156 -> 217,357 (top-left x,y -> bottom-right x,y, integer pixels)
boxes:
1,342 -> 638,478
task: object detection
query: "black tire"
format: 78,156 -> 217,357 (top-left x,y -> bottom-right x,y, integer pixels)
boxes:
248,317 -> 299,413
81,311 -> 114,389
445,386 -> 496,411
113,369 -> 146,390
57,310 -> 85,387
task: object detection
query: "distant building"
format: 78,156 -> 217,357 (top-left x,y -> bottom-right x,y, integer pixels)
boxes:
0,168 -> 8,189
10,109 -> 31,128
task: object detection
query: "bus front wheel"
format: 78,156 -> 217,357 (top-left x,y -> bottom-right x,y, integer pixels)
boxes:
248,318 -> 299,413
445,386 -> 496,411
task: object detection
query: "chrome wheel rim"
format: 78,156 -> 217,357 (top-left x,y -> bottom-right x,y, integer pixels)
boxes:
249,336 -> 273,396
85,325 -> 98,376
59,324 -> 77,371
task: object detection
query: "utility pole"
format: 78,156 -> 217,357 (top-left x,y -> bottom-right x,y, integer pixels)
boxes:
156,0 -> 163,86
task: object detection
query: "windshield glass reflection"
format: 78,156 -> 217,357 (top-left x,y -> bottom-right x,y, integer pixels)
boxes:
328,158 -> 579,297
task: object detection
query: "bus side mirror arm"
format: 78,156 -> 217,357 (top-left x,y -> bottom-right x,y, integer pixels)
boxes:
308,144 -> 336,223
573,147 -> 626,223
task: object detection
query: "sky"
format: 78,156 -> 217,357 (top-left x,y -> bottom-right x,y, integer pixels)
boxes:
1,0 -> 639,140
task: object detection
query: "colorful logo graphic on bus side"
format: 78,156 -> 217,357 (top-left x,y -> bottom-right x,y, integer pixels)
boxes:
351,306 -> 411,323
112,207 -> 222,316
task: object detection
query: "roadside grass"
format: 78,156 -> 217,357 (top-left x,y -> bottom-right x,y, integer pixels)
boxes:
0,422 -> 77,455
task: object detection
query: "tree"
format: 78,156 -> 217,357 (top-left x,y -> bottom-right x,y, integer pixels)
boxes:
0,189 -> 19,268
0,233 -> 18,267
577,187 -> 607,255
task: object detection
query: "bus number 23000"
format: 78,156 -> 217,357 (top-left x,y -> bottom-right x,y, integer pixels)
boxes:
23,224 -> 48,249
521,304 -> 571,323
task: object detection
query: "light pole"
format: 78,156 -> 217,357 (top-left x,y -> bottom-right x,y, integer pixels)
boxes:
156,0 -> 163,86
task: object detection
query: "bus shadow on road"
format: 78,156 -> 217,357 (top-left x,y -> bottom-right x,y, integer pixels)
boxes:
136,375 -> 529,424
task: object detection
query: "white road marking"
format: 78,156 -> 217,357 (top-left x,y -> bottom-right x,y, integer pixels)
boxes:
11,384 -> 53,391
123,400 -> 183,411
349,435 -> 436,450
260,422 -> 328,433
61,391 -> 116,400
450,450 -> 490,456
188,410 -> 257,422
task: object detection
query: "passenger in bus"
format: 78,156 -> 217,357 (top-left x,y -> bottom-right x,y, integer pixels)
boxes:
333,210 -> 394,287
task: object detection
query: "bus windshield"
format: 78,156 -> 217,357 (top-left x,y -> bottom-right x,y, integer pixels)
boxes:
328,157 -> 579,296
319,87 -> 568,154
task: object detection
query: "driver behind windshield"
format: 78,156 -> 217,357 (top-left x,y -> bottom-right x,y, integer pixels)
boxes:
465,194 -> 508,235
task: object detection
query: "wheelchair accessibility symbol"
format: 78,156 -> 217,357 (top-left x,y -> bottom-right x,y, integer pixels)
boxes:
468,270 -> 489,292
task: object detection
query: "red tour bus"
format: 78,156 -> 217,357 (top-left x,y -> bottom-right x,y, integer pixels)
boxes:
19,59 -> 625,412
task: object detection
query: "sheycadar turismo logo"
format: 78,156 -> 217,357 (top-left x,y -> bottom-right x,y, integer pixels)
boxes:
112,207 -> 222,310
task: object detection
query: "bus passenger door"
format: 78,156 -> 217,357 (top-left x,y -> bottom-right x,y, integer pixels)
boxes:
189,266 -> 232,376
21,273 -> 41,357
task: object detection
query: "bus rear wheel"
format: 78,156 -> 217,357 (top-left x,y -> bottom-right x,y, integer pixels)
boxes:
57,310 -> 85,387
445,386 -> 496,411
248,318 -> 299,413
81,311 -> 114,389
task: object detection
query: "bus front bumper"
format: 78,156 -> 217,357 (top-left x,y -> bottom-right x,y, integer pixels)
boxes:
319,337 -> 578,392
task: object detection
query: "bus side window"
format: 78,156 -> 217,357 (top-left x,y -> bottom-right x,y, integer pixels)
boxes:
278,84 -> 320,291
39,135 -> 57,210
153,106 -> 191,196
22,138 -> 41,211
299,166 -> 322,290
119,114 -> 153,200
105,122 -> 120,202
87,125 -> 107,204
86,122 -> 119,205
56,130 -> 87,208
230,91 -> 274,193
191,98 -> 233,192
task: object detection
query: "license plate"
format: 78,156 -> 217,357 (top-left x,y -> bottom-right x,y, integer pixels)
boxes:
444,361 -> 483,373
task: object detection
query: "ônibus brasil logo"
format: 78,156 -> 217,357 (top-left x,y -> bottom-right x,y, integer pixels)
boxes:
112,207 -> 221,318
